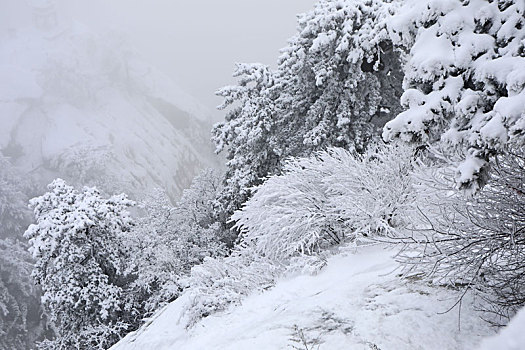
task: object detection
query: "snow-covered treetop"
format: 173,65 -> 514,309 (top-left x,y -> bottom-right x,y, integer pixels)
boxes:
383,0 -> 525,190
25,178 -> 134,267
216,0 -> 524,197
272,0 -> 403,151
279,0 -> 396,73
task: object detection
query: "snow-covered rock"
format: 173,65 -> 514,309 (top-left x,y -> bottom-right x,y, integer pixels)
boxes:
111,246 -> 495,350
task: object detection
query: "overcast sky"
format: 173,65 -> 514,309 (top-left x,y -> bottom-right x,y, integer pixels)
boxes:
52,0 -> 317,119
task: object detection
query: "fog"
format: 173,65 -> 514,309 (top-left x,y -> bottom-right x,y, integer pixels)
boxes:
86,0 -> 317,117
1,0 -> 316,118
0,0 -> 317,198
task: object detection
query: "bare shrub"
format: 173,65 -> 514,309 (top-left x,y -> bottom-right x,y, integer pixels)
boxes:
397,143 -> 525,323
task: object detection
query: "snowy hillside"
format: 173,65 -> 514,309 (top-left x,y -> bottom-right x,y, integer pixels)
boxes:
111,246 -> 496,350
0,17 -> 217,198
2,0 -> 523,349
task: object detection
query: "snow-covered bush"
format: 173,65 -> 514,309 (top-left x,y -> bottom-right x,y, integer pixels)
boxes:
37,322 -> 130,350
233,150 -> 341,260
175,168 -> 229,246
232,142 -> 418,261
129,169 -> 226,314
179,243 -> 332,328
384,0 -> 525,192
182,143 -> 418,329
126,189 -> 180,313
24,179 -> 138,349
181,247 -> 282,326
123,170 -> 265,329
397,142 -> 525,323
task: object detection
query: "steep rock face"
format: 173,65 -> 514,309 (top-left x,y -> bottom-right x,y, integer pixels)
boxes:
0,17 -> 217,199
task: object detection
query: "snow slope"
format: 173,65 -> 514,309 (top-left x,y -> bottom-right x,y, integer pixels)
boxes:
0,16 -> 217,199
112,245 -> 495,350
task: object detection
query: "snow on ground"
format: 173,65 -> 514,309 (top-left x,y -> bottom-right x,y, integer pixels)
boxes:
112,245 -> 495,350
478,307 -> 525,350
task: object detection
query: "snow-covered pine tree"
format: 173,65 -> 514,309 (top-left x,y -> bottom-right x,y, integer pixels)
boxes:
213,63 -> 279,226
273,0 -> 403,152
24,179 -> 138,349
383,0 -> 525,192
213,0 -> 405,227
180,247 -> 281,327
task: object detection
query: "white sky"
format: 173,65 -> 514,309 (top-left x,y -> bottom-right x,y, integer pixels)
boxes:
57,0 -> 318,119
